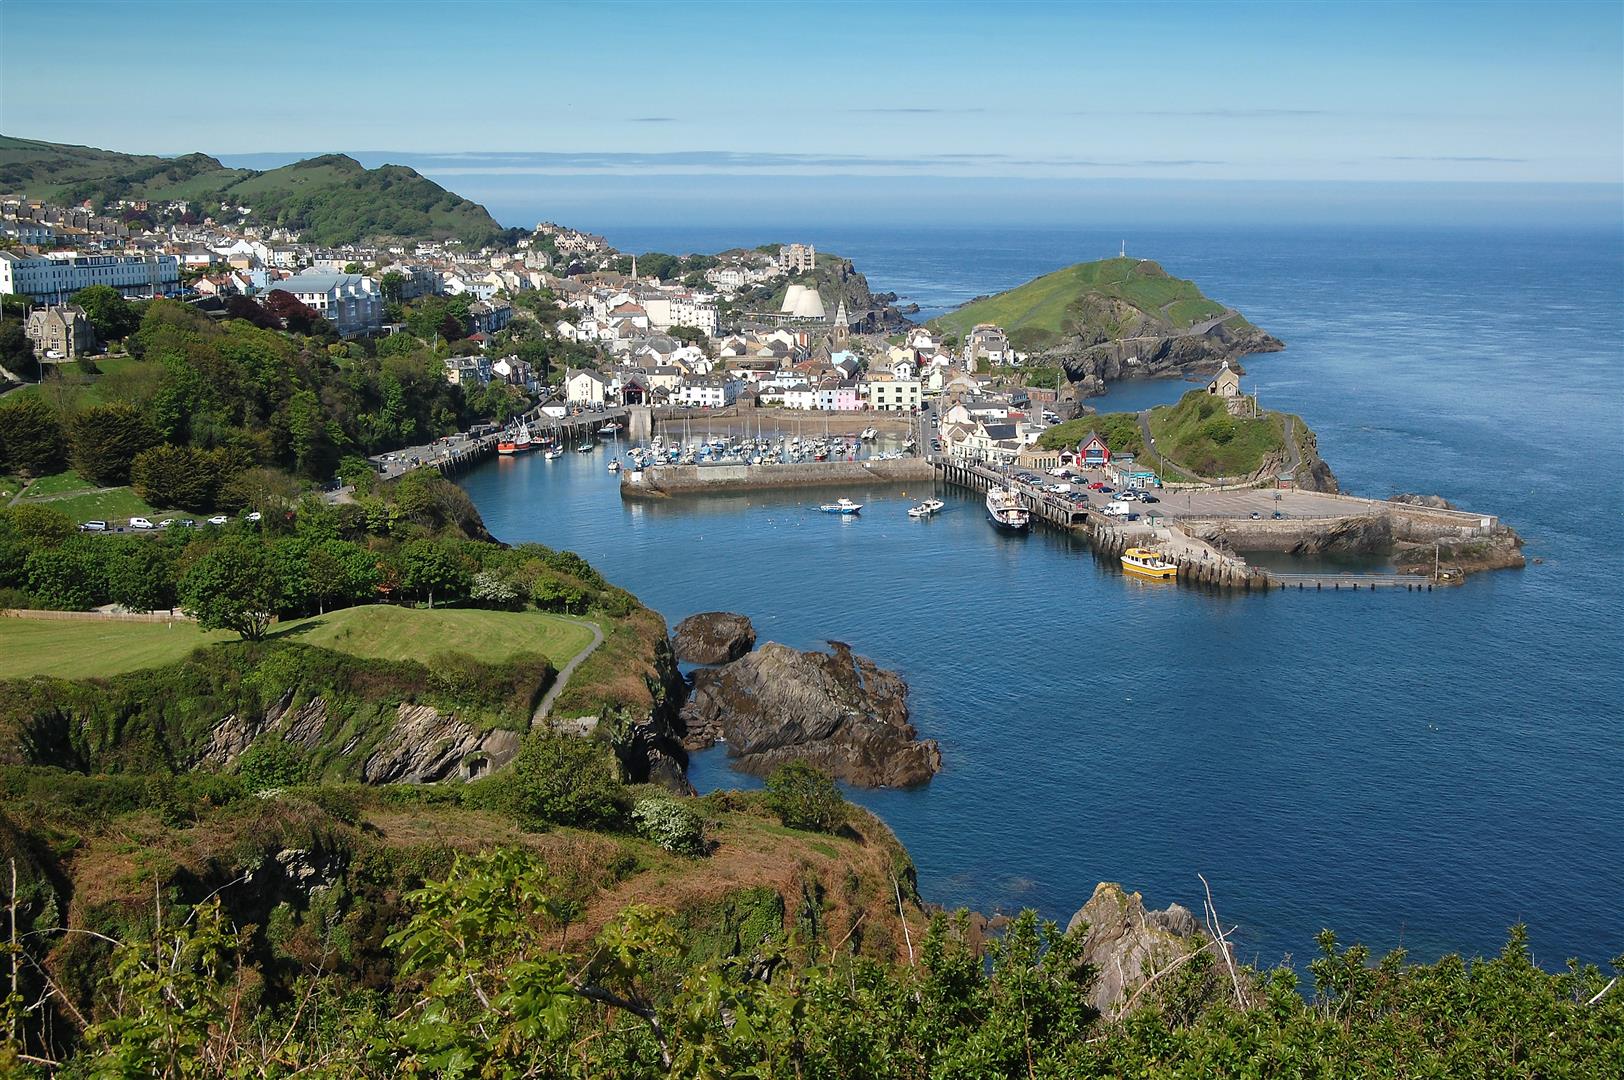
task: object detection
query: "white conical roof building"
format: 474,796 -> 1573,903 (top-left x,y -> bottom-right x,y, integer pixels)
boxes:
781,284 -> 807,314
791,287 -> 826,320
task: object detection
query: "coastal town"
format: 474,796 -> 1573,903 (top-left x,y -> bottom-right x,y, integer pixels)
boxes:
1,188 -> 1524,590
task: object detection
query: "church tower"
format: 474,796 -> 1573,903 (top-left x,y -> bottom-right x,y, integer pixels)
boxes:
832,297 -> 850,346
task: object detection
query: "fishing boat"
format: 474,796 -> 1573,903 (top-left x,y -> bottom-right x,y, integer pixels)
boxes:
1120,547 -> 1178,580
986,485 -> 1030,532
907,499 -> 945,519
496,424 -> 534,455
860,426 -> 878,441
818,498 -> 863,515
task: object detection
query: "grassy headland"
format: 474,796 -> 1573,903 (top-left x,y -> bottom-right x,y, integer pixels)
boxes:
933,256 -> 1253,352
1039,390 -> 1292,481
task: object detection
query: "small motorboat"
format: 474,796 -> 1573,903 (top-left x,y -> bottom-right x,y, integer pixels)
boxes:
544,447 -> 564,460
860,426 -> 878,441
907,499 -> 945,519
1121,547 -> 1178,580
819,498 -> 863,515
576,442 -> 594,453
608,460 -> 621,473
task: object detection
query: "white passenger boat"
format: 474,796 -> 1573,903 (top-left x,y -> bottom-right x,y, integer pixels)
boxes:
819,498 -> 863,515
986,486 -> 1030,532
907,499 -> 945,519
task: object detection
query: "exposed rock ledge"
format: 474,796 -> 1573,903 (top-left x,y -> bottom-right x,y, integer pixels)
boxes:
672,611 -> 757,665
679,640 -> 941,788
1067,882 -> 1224,1015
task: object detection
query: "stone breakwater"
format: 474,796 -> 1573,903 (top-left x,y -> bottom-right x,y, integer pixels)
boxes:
622,457 -> 934,498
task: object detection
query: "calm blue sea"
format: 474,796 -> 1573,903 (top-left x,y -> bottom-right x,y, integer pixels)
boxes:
460,224 -> 1624,971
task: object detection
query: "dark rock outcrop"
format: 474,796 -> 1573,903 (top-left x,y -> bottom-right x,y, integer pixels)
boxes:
1055,320 -> 1283,398
1066,882 -> 1221,1015
679,641 -> 941,788
1389,492 -> 1458,511
672,611 -> 757,665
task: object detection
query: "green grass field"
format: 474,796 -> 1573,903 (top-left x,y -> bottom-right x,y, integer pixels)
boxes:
0,606 -> 598,682
273,605 -> 596,668
0,618 -> 232,680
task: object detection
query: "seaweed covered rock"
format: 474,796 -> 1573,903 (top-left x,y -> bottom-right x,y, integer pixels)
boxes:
679,641 -> 940,788
672,611 -> 757,665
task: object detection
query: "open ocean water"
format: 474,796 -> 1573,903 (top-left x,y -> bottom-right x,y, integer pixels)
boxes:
460,224 -> 1624,971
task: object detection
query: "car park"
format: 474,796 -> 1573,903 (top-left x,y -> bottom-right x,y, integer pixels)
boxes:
130,517 -> 155,530
79,520 -> 108,532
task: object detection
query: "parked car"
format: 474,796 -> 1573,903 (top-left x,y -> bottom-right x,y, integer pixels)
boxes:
1125,512 -> 1140,521
246,511 -> 263,523
1088,482 -> 1106,490
1250,511 -> 1262,520
180,519 -> 197,528
1272,510 -> 1286,519
207,515 -> 229,526
130,517 -> 155,530
1140,494 -> 1160,503
158,519 -> 174,528
79,520 -> 108,532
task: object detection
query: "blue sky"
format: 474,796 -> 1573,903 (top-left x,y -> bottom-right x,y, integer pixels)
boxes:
2,1 -> 1620,225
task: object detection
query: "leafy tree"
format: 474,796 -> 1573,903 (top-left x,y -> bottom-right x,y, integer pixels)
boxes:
69,284 -> 140,342
0,318 -> 38,380
105,538 -> 179,612
379,271 -> 406,305
495,734 -> 628,830
401,538 -> 467,609
261,289 -> 327,336
68,402 -> 159,486
764,760 -> 845,832
0,503 -> 74,545
0,395 -> 67,476
469,569 -> 519,609
179,534 -> 279,639
530,576 -> 586,614
24,539 -> 107,609
306,538 -> 380,614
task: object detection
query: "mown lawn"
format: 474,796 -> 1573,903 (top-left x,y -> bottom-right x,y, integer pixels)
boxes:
273,605 -> 597,668
0,605 -> 598,682
0,617 -> 232,680
21,485 -> 165,524
19,469 -> 97,498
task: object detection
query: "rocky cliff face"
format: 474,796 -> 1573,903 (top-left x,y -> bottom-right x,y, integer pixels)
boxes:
1066,882 -> 1221,1015
672,612 -> 757,665
1054,321 -> 1283,398
679,641 -> 941,788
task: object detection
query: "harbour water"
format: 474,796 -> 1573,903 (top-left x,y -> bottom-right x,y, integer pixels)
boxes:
460,224 -> 1624,970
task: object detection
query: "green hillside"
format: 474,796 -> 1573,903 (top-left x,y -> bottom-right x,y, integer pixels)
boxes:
933,256 -> 1251,353
0,136 -> 503,246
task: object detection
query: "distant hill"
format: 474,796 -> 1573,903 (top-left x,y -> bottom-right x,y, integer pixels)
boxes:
0,135 -> 504,246
932,256 -> 1252,353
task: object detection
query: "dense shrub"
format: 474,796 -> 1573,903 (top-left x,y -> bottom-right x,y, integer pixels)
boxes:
236,734 -> 306,792
499,734 -> 628,830
764,760 -> 845,833
631,796 -> 706,856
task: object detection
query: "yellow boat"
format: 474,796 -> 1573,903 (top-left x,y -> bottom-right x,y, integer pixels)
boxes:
1120,547 -> 1177,580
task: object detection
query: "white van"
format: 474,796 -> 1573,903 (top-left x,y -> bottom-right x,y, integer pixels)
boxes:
1103,500 -> 1133,517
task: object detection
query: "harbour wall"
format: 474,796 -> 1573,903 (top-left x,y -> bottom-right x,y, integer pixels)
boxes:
621,457 -> 933,498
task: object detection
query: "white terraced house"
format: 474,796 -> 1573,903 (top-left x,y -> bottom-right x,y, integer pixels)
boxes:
0,251 -> 180,303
